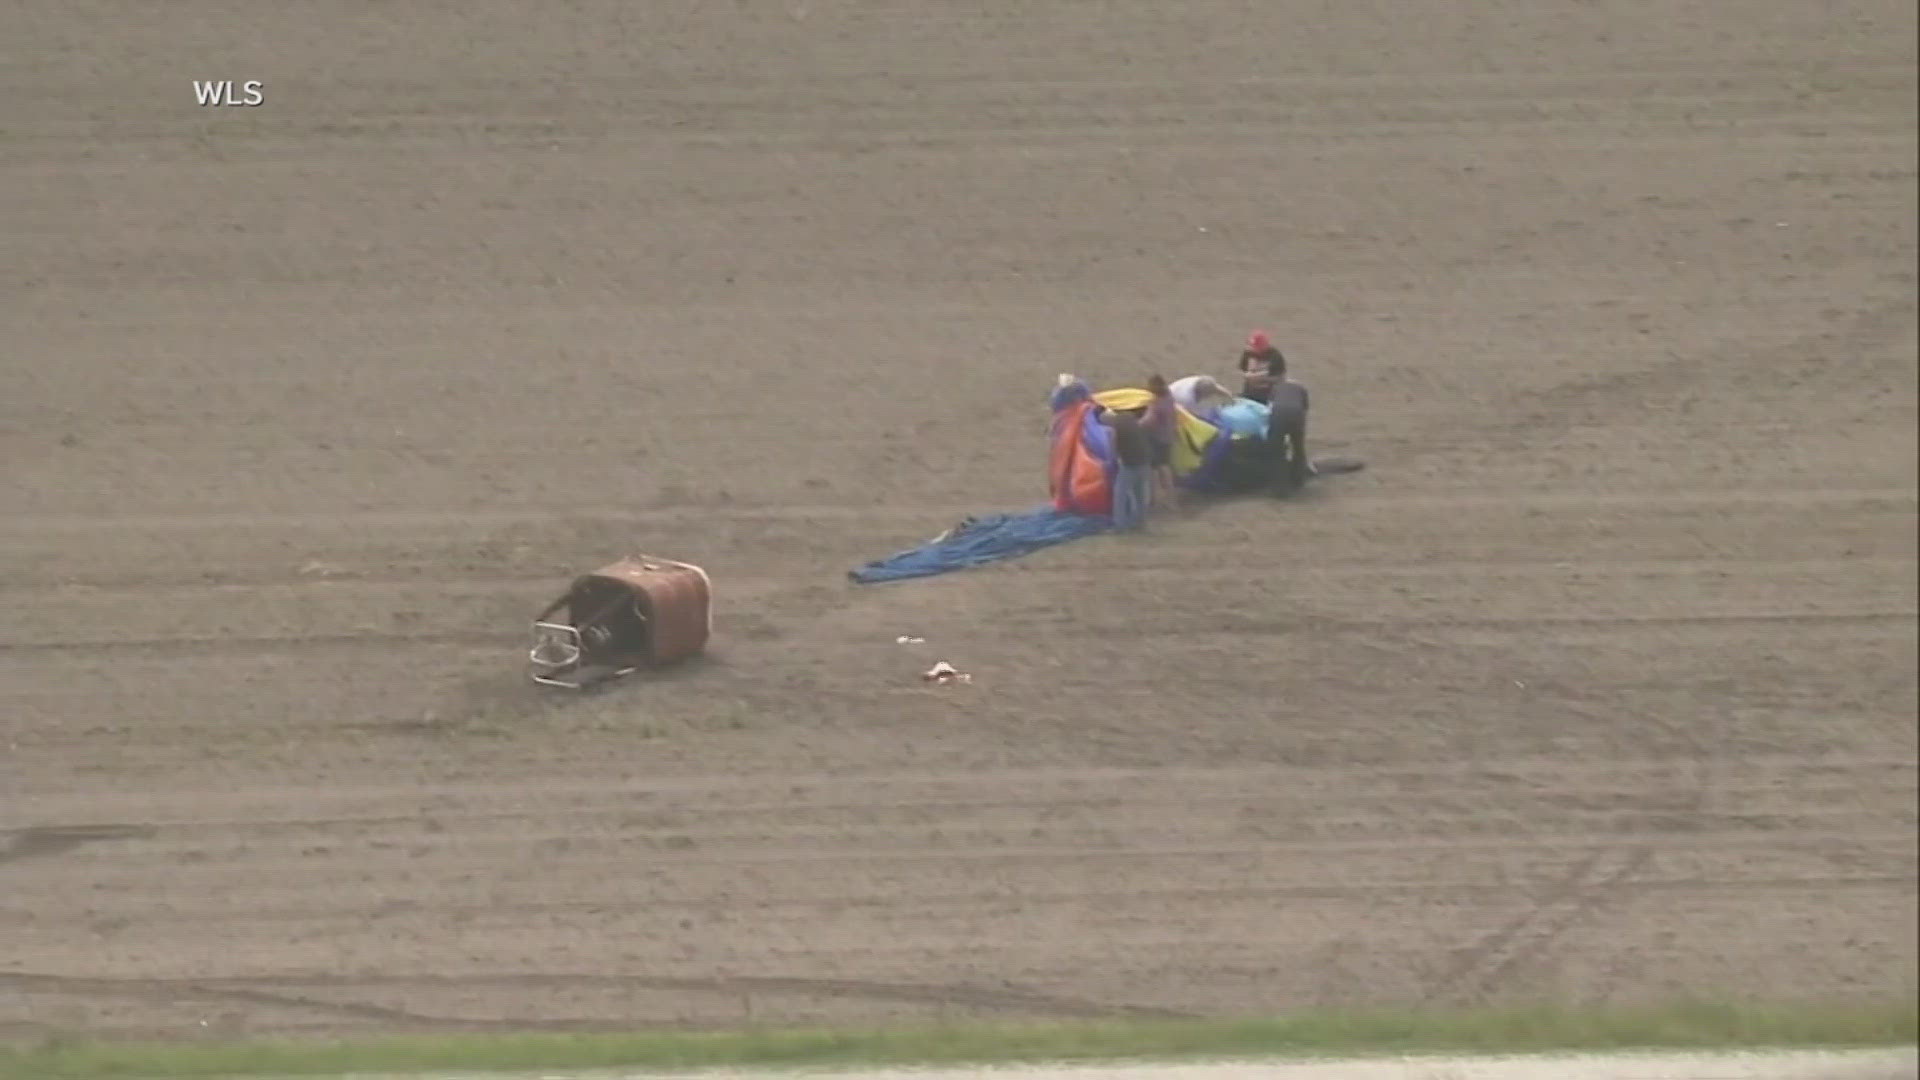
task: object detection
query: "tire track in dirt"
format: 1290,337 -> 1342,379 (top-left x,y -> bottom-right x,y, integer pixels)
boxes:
1087,611 -> 1916,636
23,62 -> 1907,158
16,753 -> 1907,825
2,537 -> 1905,664
2,487 -> 1908,536
0,972 -> 564,1032
9,876 -> 1907,935
1391,297 -> 1918,485
8,749 -> 1908,1030
1423,849 -> 1661,1003
0,970 -> 1192,1029
2,554 -> 1913,595
1178,541 -> 1761,1005
0,825 -> 155,867
6,0 -> 1913,1037
1416,678 -> 1726,1004
0,632 -> 520,657
7,555 -> 1908,596
0,610 -> 1904,659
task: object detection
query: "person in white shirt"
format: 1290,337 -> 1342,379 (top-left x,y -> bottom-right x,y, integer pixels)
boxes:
1167,375 -> 1231,416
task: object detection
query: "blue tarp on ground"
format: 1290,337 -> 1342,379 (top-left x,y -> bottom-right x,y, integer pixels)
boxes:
848,506 -> 1110,584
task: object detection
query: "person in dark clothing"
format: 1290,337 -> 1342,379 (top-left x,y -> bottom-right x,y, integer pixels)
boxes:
1265,375 -> 1312,496
1098,406 -> 1153,531
1140,374 -> 1180,511
1238,330 -> 1287,405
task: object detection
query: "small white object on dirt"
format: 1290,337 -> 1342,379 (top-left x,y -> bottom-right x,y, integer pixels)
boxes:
896,635 -> 926,645
922,661 -> 972,684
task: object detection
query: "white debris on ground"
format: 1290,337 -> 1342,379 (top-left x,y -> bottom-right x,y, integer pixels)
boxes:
922,660 -> 972,684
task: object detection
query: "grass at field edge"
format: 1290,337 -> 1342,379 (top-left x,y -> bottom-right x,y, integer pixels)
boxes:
3,999 -> 1914,1080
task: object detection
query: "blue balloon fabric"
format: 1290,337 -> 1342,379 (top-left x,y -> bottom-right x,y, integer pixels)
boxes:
849,506 -> 1110,584
1216,398 -> 1271,438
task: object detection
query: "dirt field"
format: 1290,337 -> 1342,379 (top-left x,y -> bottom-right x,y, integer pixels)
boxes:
647,1049 -> 1920,1080
4,0 -> 1917,1045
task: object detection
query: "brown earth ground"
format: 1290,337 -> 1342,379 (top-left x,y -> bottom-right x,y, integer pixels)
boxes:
3,0 -> 1917,1045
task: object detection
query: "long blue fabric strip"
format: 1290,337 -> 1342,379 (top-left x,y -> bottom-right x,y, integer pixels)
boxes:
848,506 -> 1110,584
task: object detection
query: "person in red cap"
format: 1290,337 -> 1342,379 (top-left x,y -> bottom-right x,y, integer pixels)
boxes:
1237,331 -> 1286,405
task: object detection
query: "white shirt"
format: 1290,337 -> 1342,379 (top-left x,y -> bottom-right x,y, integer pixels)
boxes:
1168,375 -> 1224,414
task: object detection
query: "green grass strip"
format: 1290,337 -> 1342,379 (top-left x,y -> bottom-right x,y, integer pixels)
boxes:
3,999 -> 1914,1080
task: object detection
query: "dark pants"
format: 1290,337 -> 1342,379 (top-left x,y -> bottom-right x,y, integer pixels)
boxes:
1112,464 -> 1150,530
1267,401 -> 1309,496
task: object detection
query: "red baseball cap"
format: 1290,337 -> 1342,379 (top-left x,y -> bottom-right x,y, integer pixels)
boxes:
1247,331 -> 1271,352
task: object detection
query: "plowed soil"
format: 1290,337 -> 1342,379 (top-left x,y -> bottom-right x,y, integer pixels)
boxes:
3,0 -> 1916,1043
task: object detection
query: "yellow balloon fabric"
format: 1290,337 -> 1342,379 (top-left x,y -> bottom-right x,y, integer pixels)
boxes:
1090,388 -> 1223,477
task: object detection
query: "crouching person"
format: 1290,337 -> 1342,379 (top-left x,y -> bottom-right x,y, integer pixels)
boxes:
1266,376 -> 1311,497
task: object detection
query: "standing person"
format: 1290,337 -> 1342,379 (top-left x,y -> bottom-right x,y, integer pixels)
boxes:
1098,405 -> 1153,532
1238,330 -> 1286,405
1141,375 -> 1180,511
